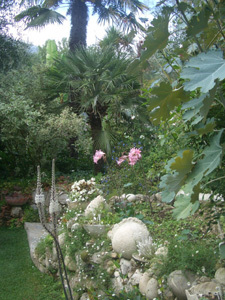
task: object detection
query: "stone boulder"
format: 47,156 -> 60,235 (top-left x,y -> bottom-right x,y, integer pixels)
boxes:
84,195 -> 110,218
139,270 -> 158,300
10,207 -> 23,218
71,223 -> 81,232
58,232 -> 66,247
155,246 -> 168,257
167,270 -> 196,300
64,255 -> 76,272
120,258 -> 133,275
128,269 -> 142,286
139,270 -> 154,295
145,278 -> 158,300
80,293 -> 90,300
111,271 -> 124,295
58,192 -> 69,205
67,218 -> 77,230
185,281 -> 223,300
109,217 -> 151,259
215,267 -> 225,286
126,194 -> 137,202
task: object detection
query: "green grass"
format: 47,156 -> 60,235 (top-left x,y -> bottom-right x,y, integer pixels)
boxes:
0,227 -> 64,300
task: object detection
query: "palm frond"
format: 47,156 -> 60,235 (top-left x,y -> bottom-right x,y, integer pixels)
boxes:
19,1 -> 42,6
46,45 -> 140,115
15,6 -> 65,28
42,0 -> 63,8
19,0 -> 62,8
93,123 -> 117,155
90,0 -> 148,31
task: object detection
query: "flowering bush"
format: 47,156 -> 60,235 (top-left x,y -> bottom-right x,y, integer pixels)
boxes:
117,147 -> 142,166
95,146 -> 144,196
93,147 -> 142,166
70,178 -> 102,202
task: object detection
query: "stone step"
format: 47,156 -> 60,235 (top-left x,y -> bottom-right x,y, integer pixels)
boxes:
24,222 -> 49,272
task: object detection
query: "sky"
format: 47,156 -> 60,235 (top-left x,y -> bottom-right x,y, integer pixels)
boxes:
10,0 -> 156,47
18,13 -> 107,46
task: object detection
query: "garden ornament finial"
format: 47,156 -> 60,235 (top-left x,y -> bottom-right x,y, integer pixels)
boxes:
35,160 -> 73,300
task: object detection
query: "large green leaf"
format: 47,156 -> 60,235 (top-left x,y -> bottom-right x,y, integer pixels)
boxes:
181,50 -> 225,93
195,118 -> 216,135
46,40 -> 58,66
182,86 -> 217,124
186,5 -> 211,38
182,129 -> 224,196
161,130 -> 224,207
173,194 -> 199,220
147,82 -> 188,124
128,13 -> 170,72
199,129 -> 224,176
219,242 -> 225,259
160,150 -> 194,203
170,131 -> 223,220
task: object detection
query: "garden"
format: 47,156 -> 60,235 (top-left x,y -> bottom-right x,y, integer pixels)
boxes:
0,0 -> 225,299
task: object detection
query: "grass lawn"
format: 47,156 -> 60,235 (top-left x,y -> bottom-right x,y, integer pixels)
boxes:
0,227 -> 64,300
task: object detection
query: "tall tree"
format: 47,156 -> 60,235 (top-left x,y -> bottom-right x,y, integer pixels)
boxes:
15,0 -> 148,50
0,0 -> 30,72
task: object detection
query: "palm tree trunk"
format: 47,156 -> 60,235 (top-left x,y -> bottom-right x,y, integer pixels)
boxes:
89,114 -> 105,174
69,0 -> 88,50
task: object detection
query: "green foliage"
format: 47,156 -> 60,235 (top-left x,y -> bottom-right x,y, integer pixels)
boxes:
173,192 -> 200,220
46,39 -> 59,65
0,95 -> 90,176
0,36 -> 31,72
46,45 -> 142,155
219,242 -> 225,260
161,129 -> 224,218
35,234 -> 54,257
138,0 -> 225,221
63,225 -> 90,257
23,206 -> 40,223
0,1 -> 31,72
15,5 -> 66,29
93,287 -> 146,299
158,239 -> 218,278
160,150 -> 195,203
146,82 -> 188,125
181,50 -> 225,93
186,5 -> 211,38
129,11 -> 170,72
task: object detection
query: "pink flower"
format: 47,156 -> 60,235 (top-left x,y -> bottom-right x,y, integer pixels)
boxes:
93,150 -> 105,164
128,147 -> 141,166
117,155 -> 128,165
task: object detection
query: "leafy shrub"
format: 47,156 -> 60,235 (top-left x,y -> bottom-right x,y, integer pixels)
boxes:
63,226 -> 90,257
23,207 -> 39,223
158,239 -> 218,278
35,234 -> 54,257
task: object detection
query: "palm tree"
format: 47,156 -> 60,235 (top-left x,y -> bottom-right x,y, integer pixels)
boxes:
16,0 -> 148,50
45,45 -> 143,169
99,26 -> 136,54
